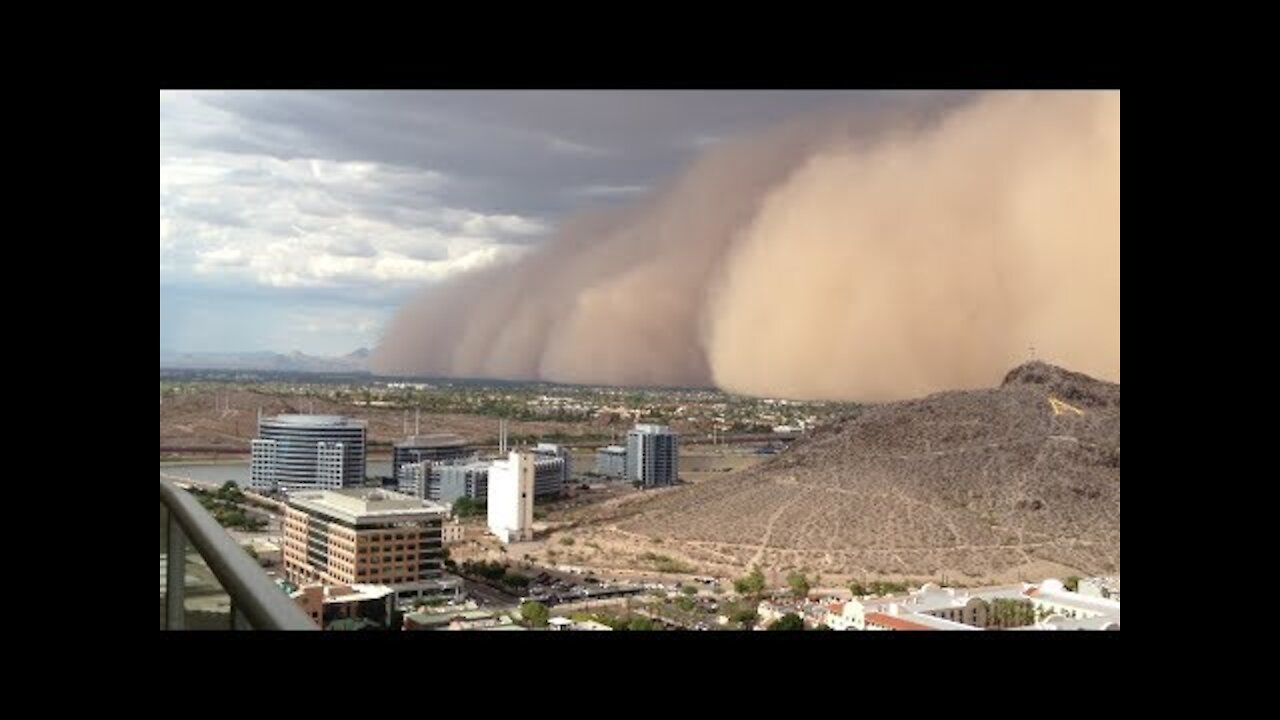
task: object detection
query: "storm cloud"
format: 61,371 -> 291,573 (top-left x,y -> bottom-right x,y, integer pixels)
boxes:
372,91 -> 1120,401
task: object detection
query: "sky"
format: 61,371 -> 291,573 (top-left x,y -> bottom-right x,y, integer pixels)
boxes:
159,90 -> 893,355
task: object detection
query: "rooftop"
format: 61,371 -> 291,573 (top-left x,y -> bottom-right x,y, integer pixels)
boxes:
896,612 -> 979,631
865,612 -> 931,631
1039,615 -> 1121,631
598,445 -> 626,454
292,583 -> 396,604
856,583 -> 1035,614
632,424 -> 674,434
263,414 -> 364,428
396,433 -> 467,449
1032,582 -> 1122,617
286,488 -> 446,524
404,608 -> 496,626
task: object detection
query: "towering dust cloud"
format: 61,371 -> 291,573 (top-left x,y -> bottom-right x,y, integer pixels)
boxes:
373,91 -> 1120,402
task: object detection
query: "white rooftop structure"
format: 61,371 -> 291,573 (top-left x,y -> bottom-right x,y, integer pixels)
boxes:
1028,578 -> 1121,622
286,487 -> 446,525
290,583 -> 397,605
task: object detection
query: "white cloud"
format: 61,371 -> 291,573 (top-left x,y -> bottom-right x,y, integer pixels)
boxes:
160,119 -> 542,294
460,212 -> 547,237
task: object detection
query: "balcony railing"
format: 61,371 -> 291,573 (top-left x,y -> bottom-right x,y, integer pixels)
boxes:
160,478 -> 317,630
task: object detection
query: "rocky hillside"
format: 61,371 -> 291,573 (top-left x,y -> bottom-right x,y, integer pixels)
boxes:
607,362 -> 1119,583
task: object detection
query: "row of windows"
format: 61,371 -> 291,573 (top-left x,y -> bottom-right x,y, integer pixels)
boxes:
356,571 -> 421,584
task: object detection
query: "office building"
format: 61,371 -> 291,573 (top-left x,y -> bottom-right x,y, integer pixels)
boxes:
595,445 -> 627,478
393,434 -> 470,481
626,424 -> 679,487
533,443 -> 572,493
435,461 -> 490,504
398,461 -> 430,499
281,487 -> 456,603
250,414 -> 367,492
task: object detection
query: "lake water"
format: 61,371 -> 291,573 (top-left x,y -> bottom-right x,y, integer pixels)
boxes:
160,460 -> 394,486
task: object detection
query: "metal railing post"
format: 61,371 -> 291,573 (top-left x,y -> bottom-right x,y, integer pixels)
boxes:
231,601 -> 251,630
161,478 -> 316,630
167,511 -> 186,630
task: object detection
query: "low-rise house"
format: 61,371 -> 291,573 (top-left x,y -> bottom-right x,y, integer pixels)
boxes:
864,608 -> 979,631
757,600 -> 805,626
842,581 -> 1091,630
823,602 -> 855,631
442,520 -> 465,543
291,583 -> 397,629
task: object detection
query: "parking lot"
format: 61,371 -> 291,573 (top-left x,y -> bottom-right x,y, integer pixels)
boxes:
518,567 -> 646,606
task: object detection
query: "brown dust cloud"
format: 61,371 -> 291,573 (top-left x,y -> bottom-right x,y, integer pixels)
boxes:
372,91 -> 1119,402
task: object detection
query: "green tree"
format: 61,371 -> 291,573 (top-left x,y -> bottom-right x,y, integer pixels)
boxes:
735,567 -> 766,597
452,497 -> 483,519
502,572 -> 531,589
770,613 -> 805,631
849,581 -> 866,597
681,585 -> 698,596
787,572 -> 811,599
520,601 -> 549,628
628,616 -> 656,631
732,609 -> 759,628
1064,576 -> 1080,592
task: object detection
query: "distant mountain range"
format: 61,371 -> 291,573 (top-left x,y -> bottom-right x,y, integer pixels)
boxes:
159,347 -> 371,373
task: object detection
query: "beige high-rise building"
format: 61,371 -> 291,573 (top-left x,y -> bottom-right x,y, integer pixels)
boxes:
281,488 -> 456,604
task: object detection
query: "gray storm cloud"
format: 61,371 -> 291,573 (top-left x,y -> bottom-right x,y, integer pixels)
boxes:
372,91 -> 1119,402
